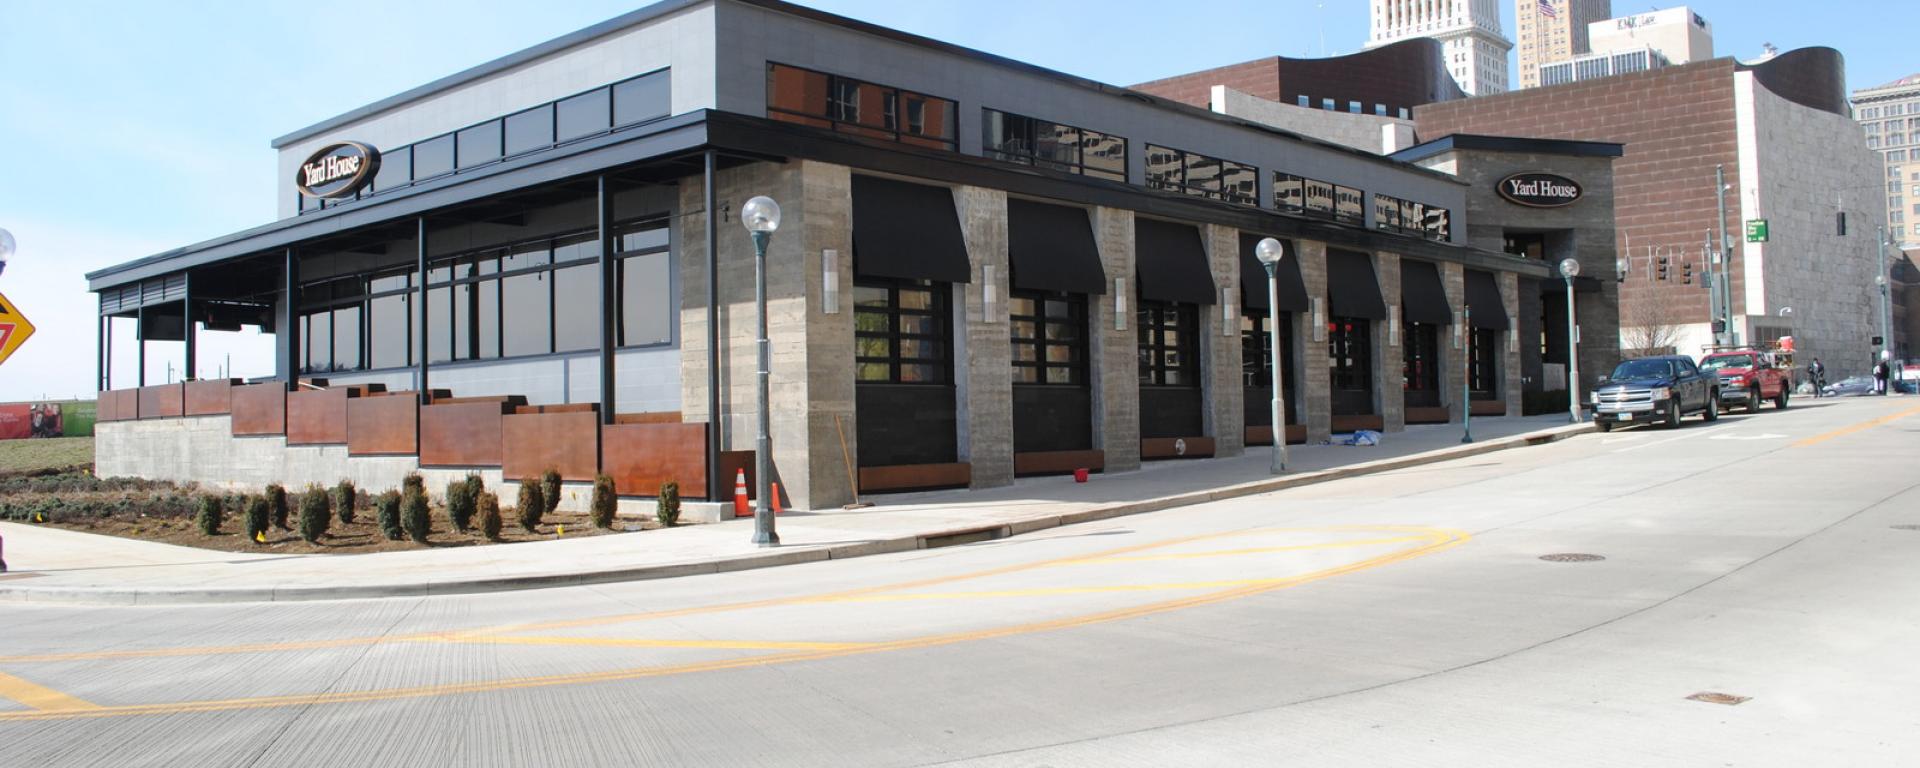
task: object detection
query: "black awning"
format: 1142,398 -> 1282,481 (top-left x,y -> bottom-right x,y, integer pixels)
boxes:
1008,199 -> 1106,295
851,175 -> 972,283
1134,219 -> 1215,305
1238,233 -> 1308,313
1326,249 -> 1387,320
1400,259 -> 1452,326
1464,269 -> 1509,329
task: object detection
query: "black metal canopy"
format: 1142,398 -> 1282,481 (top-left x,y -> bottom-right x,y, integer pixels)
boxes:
1326,248 -> 1387,320
850,175 -> 973,284
1400,259 -> 1452,325
1135,219 -> 1214,305
1008,198 -> 1106,295
1237,233 -> 1307,313
1465,269 -> 1509,329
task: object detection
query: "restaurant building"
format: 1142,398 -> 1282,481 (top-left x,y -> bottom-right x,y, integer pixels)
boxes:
88,0 -> 1566,510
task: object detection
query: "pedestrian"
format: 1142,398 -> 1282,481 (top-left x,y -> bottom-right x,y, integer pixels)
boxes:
1873,353 -> 1890,396
1809,357 -> 1826,397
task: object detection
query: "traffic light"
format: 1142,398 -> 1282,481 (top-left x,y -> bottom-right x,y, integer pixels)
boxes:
1657,255 -> 1670,281
1713,320 -> 1727,334
1682,262 -> 1693,284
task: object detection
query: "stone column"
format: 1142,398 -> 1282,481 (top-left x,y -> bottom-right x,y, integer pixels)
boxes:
1375,251 -> 1405,433
1296,239 -> 1333,444
954,186 -> 1014,489
1090,206 -> 1140,473
1200,224 -> 1244,457
678,159 -> 853,510
1502,270 -> 1524,418
1440,262 -> 1466,423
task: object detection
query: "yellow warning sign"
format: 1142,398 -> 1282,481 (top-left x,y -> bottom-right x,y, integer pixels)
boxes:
0,291 -> 36,368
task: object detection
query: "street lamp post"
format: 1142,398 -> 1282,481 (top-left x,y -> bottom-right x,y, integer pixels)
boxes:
1878,226 -> 1892,365
1461,304 -> 1473,444
0,228 -> 14,278
742,195 -> 781,547
1559,258 -> 1582,423
1255,238 -> 1288,474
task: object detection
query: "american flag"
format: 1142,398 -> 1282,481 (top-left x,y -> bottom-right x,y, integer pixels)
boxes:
1538,0 -> 1557,18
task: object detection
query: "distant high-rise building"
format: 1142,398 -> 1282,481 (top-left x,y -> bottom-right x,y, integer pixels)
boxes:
1368,0 -> 1513,96
1515,0 -> 1613,90
1588,7 -> 1713,65
1852,74 -> 1920,248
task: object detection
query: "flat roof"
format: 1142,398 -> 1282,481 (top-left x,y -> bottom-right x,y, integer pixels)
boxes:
1390,133 -> 1626,164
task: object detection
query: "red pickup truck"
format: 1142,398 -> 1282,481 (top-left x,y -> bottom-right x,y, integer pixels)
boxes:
1699,350 -> 1789,413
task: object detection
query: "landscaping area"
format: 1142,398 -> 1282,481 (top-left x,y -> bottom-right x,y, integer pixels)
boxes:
0,436 -> 93,476
0,463 -> 684,555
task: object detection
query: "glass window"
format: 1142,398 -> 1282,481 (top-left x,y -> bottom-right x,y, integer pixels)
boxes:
853,278 -> 950,384
550,236 -> 596,265
369,293 -> 409,369
413,134 -> 455,179
502,243 -> 551,272
332,305 -> 361,371
1145,144 -> 1256,205
613,70 -> 671,126
1297,95 -> 1310,107
1010,290 -> 1087,386
1469,327 -> 1498,396
1303,178 -> 1336,217
501,271 -> 549,357
456,121 -> 502,168
1137,300 -> 1197,387
504,105 -> 555,155
426,287 -> 451,363
556,87 -> 612,142
1334,185 -> 1365,225
766,63 -> 957,151
304,311 -> 331,373
619,250 -> 672,347
552,263 -> 599,353
373,145 -> 411,192
1328,317 -> 1371,394
1273,173 -> 1305,212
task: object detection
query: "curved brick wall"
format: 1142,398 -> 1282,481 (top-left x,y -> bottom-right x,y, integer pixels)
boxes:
1132,39 -> 1466,115
1741,47 -> 1848,117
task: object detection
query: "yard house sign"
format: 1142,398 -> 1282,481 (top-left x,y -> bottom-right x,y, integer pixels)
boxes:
296,141 -> 381,199
1497,173 -> 1583,209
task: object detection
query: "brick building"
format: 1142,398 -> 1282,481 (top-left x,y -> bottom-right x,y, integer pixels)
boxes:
1417,47 -> 1887,376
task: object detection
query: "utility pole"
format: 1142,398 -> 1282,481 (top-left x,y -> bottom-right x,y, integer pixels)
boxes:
1880,225 -> 1892,363
1715,165 -> 1736,347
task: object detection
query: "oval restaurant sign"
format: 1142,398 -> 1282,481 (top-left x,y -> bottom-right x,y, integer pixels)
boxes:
1497,172 -> 1583,208
296,141 -> 381,199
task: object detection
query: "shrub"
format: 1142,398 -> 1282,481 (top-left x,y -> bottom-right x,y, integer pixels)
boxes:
402,472 -> 426,499
590,474 -> 617,529
657,479 -> 681,528
332,480 -> 357,525
516,478 -> 545,533
477,491 -> 503,541
402,488 -> 431,544
195,495 -> 223,536
244,496 -> 270,543
540,468 -> 563,516
375,491 -> 404,541
298,484 -> 331,543
464,473 -> 484,502
445,479 -> 476,532
265,483 -> 290,531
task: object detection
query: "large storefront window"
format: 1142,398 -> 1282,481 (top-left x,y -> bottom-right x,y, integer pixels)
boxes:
1137,300 -> 1197,386
767,63 -> 958,151
1241,309 -> 1298,423
1469,327 -> 1499,399
1010,291 -> 1087,385
1404,318 -> 1442,407
1328,317 -> 1373,415
854,279 -> 951,384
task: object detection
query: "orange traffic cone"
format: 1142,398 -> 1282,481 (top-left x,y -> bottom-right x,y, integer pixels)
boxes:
733,468 -> 750,518
771,483 -> 783,514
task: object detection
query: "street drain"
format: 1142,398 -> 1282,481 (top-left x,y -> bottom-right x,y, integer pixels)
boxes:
1539,553 -> 1606,563
1892,525 -> 1920,531
1686,692 -> 1750,706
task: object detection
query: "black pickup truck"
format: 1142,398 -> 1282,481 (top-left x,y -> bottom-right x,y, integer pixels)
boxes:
1590,355 -> 1721,432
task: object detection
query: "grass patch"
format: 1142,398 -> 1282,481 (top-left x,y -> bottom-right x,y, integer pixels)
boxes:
0,437 -> 93,476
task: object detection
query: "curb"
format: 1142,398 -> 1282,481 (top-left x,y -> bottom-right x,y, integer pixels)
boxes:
0,422 -> 1593,606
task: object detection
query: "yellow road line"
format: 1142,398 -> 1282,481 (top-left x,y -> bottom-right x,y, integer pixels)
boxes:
1793,404 -> 1920,447
0,527 -> 1470,722
1070,535 -> 1428,564
0,671 -> 100,713
438,635 -> 875,651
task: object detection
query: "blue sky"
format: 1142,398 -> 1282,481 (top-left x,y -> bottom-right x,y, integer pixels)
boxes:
0,0 -> 1903,401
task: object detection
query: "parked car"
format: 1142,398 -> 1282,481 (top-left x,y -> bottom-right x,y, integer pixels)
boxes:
1590,355 -> 1721,432
1823,375 -> 1877,397
1698,349 -> 1790,412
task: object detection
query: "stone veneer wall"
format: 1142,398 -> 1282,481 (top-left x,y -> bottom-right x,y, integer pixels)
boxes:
1294,239 -> 1333,443
1201,224 -> 1245,456
1441,262 -> 1468,420
955,186 -> 1014,488
1375,251 -> 1406,432
1091,206 -> 1141,472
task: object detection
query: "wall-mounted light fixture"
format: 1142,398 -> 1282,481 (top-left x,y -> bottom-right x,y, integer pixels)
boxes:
1453,310 -> 1465,349
1508,317 -> 1519,354
1311,297 -> 1326,342
1388,306 -> 1400,347
1115,278 -> 1127,330
1222,288 -> 1236,336
982,264 -> 998,322
822,249 -> 840,314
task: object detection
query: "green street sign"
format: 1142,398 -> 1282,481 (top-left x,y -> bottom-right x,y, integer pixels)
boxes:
1745,219 -> 1769,242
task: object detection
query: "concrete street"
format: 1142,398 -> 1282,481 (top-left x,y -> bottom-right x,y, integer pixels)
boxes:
2,396 -> 1918,766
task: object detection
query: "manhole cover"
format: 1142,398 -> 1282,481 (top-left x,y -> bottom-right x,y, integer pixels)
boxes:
1892,525 -> 1920,531
1686,692 -> 1750,706
1539,553 -> 1606,562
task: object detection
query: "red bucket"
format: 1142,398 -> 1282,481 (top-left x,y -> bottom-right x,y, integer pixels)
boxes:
1073,468 -> 1090,483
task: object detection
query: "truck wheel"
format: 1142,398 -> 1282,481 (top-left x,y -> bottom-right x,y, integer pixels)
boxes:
1703,392 -> 1720,422
1597,419 -> 1614,433
1664,399 -> 1683,429
1745,387 -> 1762,414
1774,388 -> 1789,409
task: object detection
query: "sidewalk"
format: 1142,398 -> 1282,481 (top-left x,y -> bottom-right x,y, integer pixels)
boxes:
0,414 -> 1590,605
